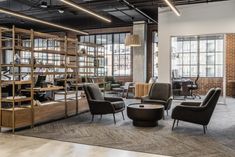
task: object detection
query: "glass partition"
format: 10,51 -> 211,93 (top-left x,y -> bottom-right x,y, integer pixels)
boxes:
171,34 -> 224,78
171,34 -> 225,101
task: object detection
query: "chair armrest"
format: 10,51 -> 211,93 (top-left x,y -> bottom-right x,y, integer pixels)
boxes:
90,99 -> 112,105
114,81 -> 123,85
141,96 -> 150,102
89,100 -> 115,113
180,102 -> 201,106
172,105 -> 207,124
174,105 -> 205,112
141,95 -> 149,99
104,97 -> 123,102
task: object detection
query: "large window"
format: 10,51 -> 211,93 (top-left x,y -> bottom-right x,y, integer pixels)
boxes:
21,39 -> 61,65
80,32 -> 131,76
171,35 -> 224,78
113,33 -> 131,76
96,34 -> 113,76
152,31 -> 158,77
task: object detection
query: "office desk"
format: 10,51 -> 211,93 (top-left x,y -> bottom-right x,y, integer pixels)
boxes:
33,86 -> 64,92
21,86 -> 64,92
21,86 -> 64,101
172,79 -> 193,97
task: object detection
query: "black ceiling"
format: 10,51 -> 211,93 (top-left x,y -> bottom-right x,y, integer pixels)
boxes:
0,0 -> 228,33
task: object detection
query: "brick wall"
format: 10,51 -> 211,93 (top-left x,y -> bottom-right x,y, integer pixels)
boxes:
188,77 -> 223,95
226,34 -> 235,96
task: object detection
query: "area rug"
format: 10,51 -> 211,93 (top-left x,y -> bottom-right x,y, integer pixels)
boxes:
15,99 -> 235,157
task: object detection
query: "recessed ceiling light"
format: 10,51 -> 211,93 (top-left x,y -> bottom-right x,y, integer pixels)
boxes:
0,7 -> 88,35
164,0 -> 181,16
60,0 -> 111,23
58,9 -> 64,14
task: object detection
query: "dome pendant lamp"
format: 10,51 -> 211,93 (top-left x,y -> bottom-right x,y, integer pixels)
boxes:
125,34 -> 141,47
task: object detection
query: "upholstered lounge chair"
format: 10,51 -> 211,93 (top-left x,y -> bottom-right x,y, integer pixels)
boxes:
171,88 -> 221,134
83,84 -> 125,124
141,83 -> 172,115
104,76 -> 122,90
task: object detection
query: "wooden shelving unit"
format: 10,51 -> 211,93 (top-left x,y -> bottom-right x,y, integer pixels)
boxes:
77,42 -> 105,83
95,44 -> 105,79
0,26 -> 87,133
0,26 -> 34,132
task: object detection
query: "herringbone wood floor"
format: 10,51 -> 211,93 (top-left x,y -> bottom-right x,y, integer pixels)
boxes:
15,98 -> 235,157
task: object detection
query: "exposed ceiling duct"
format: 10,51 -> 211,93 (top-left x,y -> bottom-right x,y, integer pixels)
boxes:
118,0 -> 158,24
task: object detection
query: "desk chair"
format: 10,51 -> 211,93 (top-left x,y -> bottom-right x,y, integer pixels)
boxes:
35,75 -> 53,101
187,75 -> 201,99
172,81 -> 184,100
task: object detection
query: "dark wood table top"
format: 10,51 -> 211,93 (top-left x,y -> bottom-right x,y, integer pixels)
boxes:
128,103 -> 164,110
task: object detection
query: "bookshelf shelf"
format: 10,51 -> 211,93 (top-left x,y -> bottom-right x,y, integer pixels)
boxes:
1,97 -> 32,103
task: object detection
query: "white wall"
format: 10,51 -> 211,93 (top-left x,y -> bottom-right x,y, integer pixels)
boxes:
158,0 -> 235,83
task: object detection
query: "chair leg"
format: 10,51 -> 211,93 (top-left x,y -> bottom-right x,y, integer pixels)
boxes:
91,114 -> 94,122
121,111 -> 125,120
162,110 -> 165,120
177,120 -> 179,126
166,110 -> 169,116
196,94 -> 201,99
126,90 -> 129,98
188,89 -> 195,99
203,125 -> 207,134
172,119 -> 176,131
113,113 -> 116,124
122,89 -> 125,98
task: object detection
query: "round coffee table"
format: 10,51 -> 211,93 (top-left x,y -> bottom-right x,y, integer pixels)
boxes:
127,103 -> 164,127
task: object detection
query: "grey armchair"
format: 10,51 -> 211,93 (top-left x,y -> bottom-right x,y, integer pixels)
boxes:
171,88 -> 221,134
141,83 -> 172,115
104,76 -> 122,90
83,84 -> 125,124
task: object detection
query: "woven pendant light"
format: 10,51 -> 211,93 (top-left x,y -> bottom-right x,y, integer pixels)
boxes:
125,34 -> 141,47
